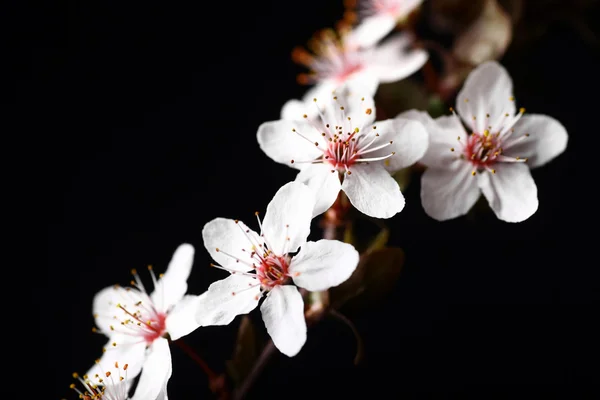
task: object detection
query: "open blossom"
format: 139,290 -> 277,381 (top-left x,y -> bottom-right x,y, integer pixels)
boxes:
285,26 -> 427,121
345,0 -> 424,48
68,358 -> 168,400
259,88 -> 428,218
195,182 -> 359,357
89,244 -> 202,399
401,61 -> 568,222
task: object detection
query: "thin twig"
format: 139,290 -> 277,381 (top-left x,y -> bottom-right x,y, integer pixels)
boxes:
232,340 -> 276,400
329,309 -> 364,365
173,339 -> 229,399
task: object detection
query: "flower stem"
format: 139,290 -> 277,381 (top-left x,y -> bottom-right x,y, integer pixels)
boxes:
173,339 -> 229,399
232,340 -> 276,400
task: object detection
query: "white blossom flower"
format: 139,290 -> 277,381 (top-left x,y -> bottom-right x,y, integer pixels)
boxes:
259,89 -> 429,218
345,0 -> 424,48
69,357 -> 169,400
284,27 -> 427,121
195,182 -> 359,357
401,61 -> 568,222
89,244 -> 202,399
68,364 -> 133,400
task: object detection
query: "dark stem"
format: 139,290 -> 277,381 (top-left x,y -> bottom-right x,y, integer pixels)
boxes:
232,340 -> 276,400
173,339 -> 229,398
329,309 -> 364,365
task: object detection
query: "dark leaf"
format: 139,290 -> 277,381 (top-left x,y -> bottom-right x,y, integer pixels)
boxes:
331,246 -> 404,311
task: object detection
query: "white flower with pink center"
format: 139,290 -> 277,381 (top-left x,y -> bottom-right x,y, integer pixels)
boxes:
195,182 -> 359,357
259,89 -> 429,218
285,27 -> 427,121
69,359 -> 168,400
346,0 -> 424,48
401,61 -> 568,222
89,244 -> 203,399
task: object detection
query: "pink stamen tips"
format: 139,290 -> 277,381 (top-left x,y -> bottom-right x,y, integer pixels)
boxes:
97,268 -> 168,345
459,107 -> 529,173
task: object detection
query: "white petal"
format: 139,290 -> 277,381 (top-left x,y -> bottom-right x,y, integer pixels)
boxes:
477,163 -> 538,222
367,33 -> 429,83
260,285 -> 307,357
346,14 -> 397,48
329,84 -> 377,129
86,336 -> 146,385
342,163 -> 404,218
165,294 -> 203,341
366,117 -> 428,172
93,285 -> 147,336
257,119 -> 323,170
398,110 -> 467,168
295,164 -> 342,217
290,240 -> 359,291
261,181 -> 314,255
130,338 -> 172,400
195,274 -> 260,326
202,218 -> 260,272
420,163 -> 481,221
341,70 -> 380,99
150,243 -> 194,314
280,99 -> 313,121
505,114 -> 568,169
300,80 -> 338,104
456,61 -> 516,133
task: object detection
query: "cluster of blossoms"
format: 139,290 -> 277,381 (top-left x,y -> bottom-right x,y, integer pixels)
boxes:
66,1 -> 568,399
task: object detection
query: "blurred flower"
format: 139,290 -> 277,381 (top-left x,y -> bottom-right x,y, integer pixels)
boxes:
196,182 -> 359,357
343,0 -> 424,47
401,61 -> 568,222
452,0 -> 512,66
89,244 -> 200,399
259,88 -> 428,218
290,25 -> 428,110
68,364 -> 133,400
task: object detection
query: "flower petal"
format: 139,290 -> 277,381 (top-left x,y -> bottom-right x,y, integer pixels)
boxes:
420,163 -> 481,221
456,61 -> 516,133
130,338 -> 172,400
346,14 -> 398,48
202,218 -> 260,272
280,99 -> 313,121
366,117 -> 429,172
195,274 -> 260,326
257,119 -> 323,170
260,285 -> 307,357
326,85 -> 377,129
93,285 -> 148,336
295,164 -> 342,217
367,33 -> 428,83
342,163 -> 404,218
165,294 -> 203,341
505,114 -> 568,169
397,110 -> 467,168
477,162 -> 538,222
261,181 -> 314,255
150,243 -> 194,314
290,239 -> 359,291
86,336 -> 146,385
341,70 -> 380,99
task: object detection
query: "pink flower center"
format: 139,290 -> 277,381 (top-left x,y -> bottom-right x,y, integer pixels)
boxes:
290,113 -> 395,175
292,27 -> 365,86
95,268 -> 168,345
255,253 -> 291,289
464,131 -> 502,169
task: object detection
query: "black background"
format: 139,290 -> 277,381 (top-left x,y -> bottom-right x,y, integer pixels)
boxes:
39,0 -> 600,398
